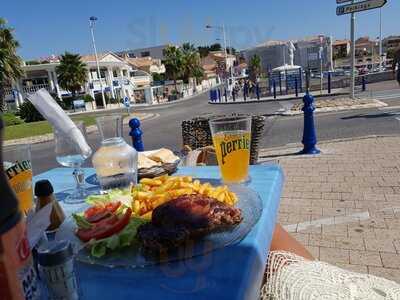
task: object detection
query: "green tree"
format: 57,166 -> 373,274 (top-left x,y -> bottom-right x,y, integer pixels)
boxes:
181,43 -> 204,84
248,54 -> 262,82
0,18 -> 23,112
56,52 -> 87,98
163,46 -> 184,92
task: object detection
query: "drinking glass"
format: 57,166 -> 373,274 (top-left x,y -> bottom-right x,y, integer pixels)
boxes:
209,116 -> 252,184
54,121 -> 92,204
3,144 -> 33,214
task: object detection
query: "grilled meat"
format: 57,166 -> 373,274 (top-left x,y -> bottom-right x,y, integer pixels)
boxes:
137,194 -> 242,251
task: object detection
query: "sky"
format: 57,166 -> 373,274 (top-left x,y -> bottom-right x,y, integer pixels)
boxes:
2,0 -> 399,60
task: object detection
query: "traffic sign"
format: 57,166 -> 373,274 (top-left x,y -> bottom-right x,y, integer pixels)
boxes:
337,0 -> 387,16
336,0 -> 351,3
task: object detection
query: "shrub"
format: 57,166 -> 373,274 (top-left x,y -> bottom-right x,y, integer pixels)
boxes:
2,113 -> 24,126
17,101 -> 45,123
82,94 -> 94,103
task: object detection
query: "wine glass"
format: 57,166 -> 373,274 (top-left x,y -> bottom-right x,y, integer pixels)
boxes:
54,121 -> 92,204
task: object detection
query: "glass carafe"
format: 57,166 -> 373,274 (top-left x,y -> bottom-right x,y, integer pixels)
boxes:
92,115 -> 138,190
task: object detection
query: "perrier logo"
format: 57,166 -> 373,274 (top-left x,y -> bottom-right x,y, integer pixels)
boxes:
220,136 -> 250,164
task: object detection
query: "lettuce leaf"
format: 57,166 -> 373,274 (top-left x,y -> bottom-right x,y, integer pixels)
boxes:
86,188 -> 131,207
88,217 -> 148,258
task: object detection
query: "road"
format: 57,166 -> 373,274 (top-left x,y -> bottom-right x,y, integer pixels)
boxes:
28,80 -> 400,174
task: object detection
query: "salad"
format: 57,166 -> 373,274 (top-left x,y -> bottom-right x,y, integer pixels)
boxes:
73,189 -> 147,258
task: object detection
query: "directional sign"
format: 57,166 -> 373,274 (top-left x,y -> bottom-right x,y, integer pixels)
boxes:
337,0 -> 387,15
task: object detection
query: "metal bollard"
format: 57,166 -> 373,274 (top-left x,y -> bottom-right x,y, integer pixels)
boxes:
328,72 -> 332,94
243,84 -> 248,101
295,78 -> 298,97
273,80 -> 277,99
300,93 -> 320,155
256,82 -> 260,100
129,118 -> 144,151
362,76 -> 366,91
232,89 -> 236,102
224,88 -> 228,102
299,68 -> 303,93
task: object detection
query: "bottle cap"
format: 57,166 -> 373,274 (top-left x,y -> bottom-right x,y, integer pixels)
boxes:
37,240 -> 74,267
34,180 -> 54,197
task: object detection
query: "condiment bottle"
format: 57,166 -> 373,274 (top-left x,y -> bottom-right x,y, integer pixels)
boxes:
34,180 -> 65,232
0,116 -> 40,300
37,240 -> 79,300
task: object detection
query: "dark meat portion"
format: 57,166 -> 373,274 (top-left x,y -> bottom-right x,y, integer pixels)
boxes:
137,194 -> 242,251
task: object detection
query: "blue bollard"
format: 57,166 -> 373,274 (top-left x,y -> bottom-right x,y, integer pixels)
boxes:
279,73 -> 283,95
209,89 -> 213,102
299,68 -> 303,93
217,88 -> 222,102
273,79 -> 277,99
129,118 -> 144,152
224,88 -> 228,102
295,78 -> 298,97
300,93 -> 320,155
328,72 -> 332,94
256,82 -> 260,100
285,70 -> 288,95
362,76 -> 366,91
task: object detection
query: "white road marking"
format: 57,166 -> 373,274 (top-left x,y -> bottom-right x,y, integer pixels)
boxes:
284,211 -> 370,233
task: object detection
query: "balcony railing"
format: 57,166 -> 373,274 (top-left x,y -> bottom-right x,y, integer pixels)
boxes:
22,84 -> 51,94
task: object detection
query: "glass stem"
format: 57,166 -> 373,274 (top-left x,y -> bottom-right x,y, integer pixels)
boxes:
73,167 -> 85,191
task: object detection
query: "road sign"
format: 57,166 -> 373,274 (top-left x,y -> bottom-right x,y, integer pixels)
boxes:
124,96 -> 130,108
336,0 -> 351,4
337,0 -> 387,16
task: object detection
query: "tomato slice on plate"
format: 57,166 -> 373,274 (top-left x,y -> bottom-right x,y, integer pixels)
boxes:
84,202 -> 122,223
76,208 -> 132,242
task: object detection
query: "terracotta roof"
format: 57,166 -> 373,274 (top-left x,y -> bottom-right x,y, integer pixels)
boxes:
333,40 -> 350,46
124,57 -> 157,68
80,52 -> 123,63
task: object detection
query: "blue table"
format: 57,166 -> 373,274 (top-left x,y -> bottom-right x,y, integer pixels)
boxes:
34,165 -> 284,300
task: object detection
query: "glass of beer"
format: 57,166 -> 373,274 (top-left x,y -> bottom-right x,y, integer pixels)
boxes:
209,116 -> 252,184
3,144 -> 33,214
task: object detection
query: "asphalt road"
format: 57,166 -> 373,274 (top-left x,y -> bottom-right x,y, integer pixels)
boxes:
28,81 -> 400,174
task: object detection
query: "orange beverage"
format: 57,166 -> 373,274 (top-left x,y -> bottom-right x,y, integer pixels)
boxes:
210,116 -> 252,184
3,145 -> 33,214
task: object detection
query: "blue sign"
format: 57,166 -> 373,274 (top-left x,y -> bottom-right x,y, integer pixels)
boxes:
104,87 -> 111,92
124,97 -> 130,108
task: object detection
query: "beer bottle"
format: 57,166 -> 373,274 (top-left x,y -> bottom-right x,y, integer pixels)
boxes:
0,116 -> 40,300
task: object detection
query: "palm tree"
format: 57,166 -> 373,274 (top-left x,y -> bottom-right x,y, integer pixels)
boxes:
181,43 -> 204,84
248,54 -> 262,82
163,46 -> 184,92
0,18 -> 23,112
56,52 -> 87,98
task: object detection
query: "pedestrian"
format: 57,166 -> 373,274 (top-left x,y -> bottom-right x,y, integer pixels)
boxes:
393,48 -> 400,86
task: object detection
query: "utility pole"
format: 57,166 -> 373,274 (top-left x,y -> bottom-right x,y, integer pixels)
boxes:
350,0 -> 356,99
89,16 -> 106,108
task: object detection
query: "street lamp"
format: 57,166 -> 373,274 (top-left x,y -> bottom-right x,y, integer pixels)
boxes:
89,16 -> 106,108
379,7 -> 383,72
205,24 -> 230,80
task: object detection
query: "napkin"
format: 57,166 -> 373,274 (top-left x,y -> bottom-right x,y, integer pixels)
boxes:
28,89 -> 92,157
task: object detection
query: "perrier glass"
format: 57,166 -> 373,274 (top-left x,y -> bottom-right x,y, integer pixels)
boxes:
209,116 -> 252,184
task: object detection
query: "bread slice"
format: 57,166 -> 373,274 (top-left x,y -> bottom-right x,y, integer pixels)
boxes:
138,152 -> 161,169
148,148 -> 179,164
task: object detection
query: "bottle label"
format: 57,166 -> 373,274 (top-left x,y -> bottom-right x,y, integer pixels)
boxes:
5,160 -> 33,214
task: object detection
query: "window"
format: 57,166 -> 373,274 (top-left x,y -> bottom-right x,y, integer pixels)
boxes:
141,51 -> 150,57
123,70 -> 128,77
113,70 -> 118,78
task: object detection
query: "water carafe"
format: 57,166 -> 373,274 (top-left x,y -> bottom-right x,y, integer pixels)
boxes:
92,115 -> 138,190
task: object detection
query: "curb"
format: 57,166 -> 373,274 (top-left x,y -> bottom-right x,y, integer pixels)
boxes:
4,112 -> 157,147
207,92 -> 348,105
280,99 -> 388,116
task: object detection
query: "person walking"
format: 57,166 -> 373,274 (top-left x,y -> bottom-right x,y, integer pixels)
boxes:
393,48 -> 400,86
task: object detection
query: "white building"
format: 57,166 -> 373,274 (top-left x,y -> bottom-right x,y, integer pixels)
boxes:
5,52 -> 152,109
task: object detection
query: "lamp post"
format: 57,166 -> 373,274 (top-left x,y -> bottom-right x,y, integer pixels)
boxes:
379,7 -> 383,72
206,24 -> 230,80
89,16 -> 106,108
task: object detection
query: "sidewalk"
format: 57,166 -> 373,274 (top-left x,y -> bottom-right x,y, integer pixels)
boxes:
209,87 -> 348,104
258,136 -> 400,283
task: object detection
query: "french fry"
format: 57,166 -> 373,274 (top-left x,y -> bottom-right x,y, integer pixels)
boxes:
132,175 -> 238,217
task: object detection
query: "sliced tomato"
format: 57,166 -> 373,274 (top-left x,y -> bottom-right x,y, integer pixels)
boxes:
84,202 -> 122,223
76,208 -> 132,242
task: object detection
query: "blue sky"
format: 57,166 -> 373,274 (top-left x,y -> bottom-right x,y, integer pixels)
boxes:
2,0 -> 399,59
